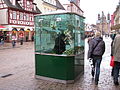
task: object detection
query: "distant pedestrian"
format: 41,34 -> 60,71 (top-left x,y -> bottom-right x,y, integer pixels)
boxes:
0,35 -> 4,46
111,31 -> 120,85
26,36 -> 28,42
11,35 -> 17,48
31,35 -> 34,41
19,33 -> 24,45
110,33 -> 116,77
110,33 -> 116,41
88,31 -> 105,85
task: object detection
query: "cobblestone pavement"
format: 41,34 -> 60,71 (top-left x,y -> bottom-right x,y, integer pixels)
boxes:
0,37 -> 120,90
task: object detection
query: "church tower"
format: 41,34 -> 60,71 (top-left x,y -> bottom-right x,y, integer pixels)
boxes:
96,11 -> 110,35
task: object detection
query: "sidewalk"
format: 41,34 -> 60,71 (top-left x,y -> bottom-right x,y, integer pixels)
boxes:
0,42 -> 34,50
0,37 -> 120,90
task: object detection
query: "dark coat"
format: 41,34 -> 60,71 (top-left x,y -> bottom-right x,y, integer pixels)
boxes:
112,34 -> 120,62
0,36 -> 4,42
88,37 -> 105,59
53,35 -> 66,54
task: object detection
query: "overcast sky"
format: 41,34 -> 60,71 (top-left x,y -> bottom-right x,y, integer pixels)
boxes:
59,0 -> 119,24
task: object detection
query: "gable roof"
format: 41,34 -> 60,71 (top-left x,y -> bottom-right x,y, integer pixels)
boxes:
56,0 -> 65,10
3,0 -> 23,10
42,0 -> 65,10
3,0 -> 41,13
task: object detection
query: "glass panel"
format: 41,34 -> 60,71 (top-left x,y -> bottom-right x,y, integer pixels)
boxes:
34,13 -> 85,56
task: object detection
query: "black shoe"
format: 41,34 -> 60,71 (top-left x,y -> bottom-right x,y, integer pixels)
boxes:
91,68 -> 95,77
111,72 -> 114,76
95,81 -> 98,85
111,73 -> 114,76
114,82 -> 119,86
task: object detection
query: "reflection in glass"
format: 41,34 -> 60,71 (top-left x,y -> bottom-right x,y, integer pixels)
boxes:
34,13 -> 85,56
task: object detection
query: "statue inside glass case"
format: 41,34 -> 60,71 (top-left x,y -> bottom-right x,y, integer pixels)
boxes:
53,33 -> 66,54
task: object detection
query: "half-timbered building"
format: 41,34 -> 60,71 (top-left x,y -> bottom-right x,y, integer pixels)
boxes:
0,0 -> 41,42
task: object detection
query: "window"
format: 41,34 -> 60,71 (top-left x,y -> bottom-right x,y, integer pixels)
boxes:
27,1 -> 30,6
31,14 -> 34,21
10,0 -> 13,4
44,7 -> 46,12
20,12 -> 23,20
18,0 -> 23,8
50,0 -> 52,3
17,11 -> 19,20
9,10 -> 12,19
26,14 -> 29,21
29,14 -> 32,21
24,13 -> 27,21
13,11 -> 16,19
26,1 -> 30,10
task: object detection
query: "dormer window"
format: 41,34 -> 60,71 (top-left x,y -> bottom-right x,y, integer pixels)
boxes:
33,3 -> 37,11
10,0 -> 16,5
18,0 -> 23,7
43,0 -> 56,5
10,0 -> 13,4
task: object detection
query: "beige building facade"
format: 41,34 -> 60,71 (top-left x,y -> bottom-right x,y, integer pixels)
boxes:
114,3 -> 120,25
34,0 -> 65,13
62,0 -> 84,16
0,0 -> 41,42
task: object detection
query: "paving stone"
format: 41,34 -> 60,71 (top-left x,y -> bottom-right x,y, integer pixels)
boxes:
0,37 -> 120,90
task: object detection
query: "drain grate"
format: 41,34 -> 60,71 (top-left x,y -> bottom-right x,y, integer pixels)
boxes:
1,74 -> 13,78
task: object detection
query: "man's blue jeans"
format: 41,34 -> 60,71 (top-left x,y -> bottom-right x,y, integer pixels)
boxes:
93,57 -> 102,82
114,61 -> 120,82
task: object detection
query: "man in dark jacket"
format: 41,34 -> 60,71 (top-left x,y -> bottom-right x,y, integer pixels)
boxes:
53,33 -> 66,54
88,31 -> 105,85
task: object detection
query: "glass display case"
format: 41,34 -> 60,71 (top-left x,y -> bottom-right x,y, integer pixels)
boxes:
34,11 -> 85,83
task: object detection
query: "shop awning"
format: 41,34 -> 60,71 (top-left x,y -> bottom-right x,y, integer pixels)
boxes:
25,28 -> 30,32
0,25 -> 6,29
0,25 -> 8,31
12,28 -> 18,31
19,28 -> 24,31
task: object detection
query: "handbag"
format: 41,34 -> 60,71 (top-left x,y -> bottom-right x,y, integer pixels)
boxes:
110,56 -> 114,67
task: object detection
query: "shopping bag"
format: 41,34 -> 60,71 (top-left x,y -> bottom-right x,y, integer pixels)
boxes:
89,58 -> 94,67
110,56 -> 114,67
